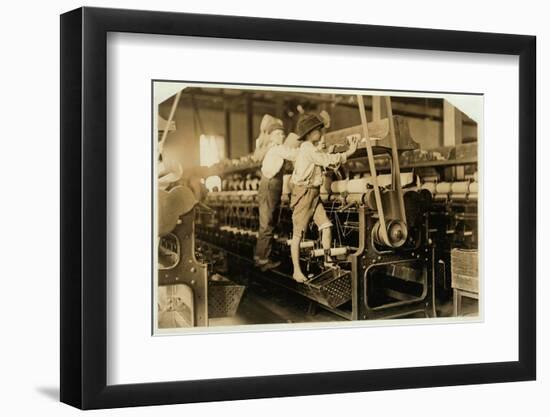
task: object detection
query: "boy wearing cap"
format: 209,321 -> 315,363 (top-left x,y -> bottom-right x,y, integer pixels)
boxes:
290,114 -> 359,283
253,114 -> 280,163
254,120 -> 300,271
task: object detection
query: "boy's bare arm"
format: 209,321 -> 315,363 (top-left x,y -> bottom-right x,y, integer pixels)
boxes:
310,136 -> 359,168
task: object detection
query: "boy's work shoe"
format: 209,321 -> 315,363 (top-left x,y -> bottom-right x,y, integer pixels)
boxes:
259,260 -> 281,272
254,257 -> 267,267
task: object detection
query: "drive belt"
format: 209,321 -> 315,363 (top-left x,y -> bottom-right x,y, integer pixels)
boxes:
356,95 -> 407,247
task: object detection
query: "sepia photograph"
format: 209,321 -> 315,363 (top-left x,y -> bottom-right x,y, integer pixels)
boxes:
154,82 -> 481,333
56,4 -> 537,410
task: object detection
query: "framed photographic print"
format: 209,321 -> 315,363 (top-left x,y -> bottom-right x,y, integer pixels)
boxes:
60,6 -> 536,409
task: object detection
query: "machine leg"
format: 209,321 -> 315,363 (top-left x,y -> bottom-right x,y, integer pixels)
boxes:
453,289 -> 459,317
307,301 -> 318,316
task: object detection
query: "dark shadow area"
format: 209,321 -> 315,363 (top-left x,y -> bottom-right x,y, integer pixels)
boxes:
36,386 -> 59,401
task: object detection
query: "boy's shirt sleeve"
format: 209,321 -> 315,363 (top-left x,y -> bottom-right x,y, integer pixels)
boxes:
253,140 -> 273,162
275,145 -> 299,162
308,147 -> 347,168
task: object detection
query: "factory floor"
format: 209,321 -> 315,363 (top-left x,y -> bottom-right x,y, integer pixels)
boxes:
209,280 -> 479,327
209,280 -> 345,327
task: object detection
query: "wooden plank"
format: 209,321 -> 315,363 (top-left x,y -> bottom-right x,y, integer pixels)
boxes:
443,100 -> 463,147
372,96 -> 382,120
324,115 -> 420,151
325,118 -> 388,144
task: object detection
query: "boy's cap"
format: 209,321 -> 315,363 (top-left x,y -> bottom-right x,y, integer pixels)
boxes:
260,114 -> 275,132
296,114 -> 325,140
266,120 -> 284,134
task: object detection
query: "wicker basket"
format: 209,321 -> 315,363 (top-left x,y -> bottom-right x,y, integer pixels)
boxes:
304,268 -> 352,308
208,275 -> 246,318
451,248 -> 479,293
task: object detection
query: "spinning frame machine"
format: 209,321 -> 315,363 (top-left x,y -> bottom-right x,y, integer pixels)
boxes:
159,95 -> 478,326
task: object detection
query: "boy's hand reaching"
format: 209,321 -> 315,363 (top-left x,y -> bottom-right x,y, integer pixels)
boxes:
345,135 -> 360,157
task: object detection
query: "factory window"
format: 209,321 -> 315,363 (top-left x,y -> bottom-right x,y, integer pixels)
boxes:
199,134 -> 225,191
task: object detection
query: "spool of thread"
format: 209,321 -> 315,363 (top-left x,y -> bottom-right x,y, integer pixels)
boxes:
250,178 -> 259,190
286,239 -> 315,249
376,174 -> 392,188
469,182 -> 478,193
331,180 -> 348,194
451,181 -> 470,193
435,182 -> 452,194
347,178 -> 370,193
375,173 -> 413,188
450,193 -> 468,201
401,172 -> 414,186
469,193 -> 478,201
421,182 -> 436,194
311,247 -> 348,257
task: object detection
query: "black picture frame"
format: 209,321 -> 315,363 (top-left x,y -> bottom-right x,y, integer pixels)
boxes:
60,6 -> 536,410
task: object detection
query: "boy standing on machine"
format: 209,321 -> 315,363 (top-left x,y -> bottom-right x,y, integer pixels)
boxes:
254,120 -> 299,271
290,113 -> 359,282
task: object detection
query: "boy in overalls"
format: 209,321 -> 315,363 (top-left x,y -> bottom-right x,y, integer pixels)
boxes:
254,120 -> 299,271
